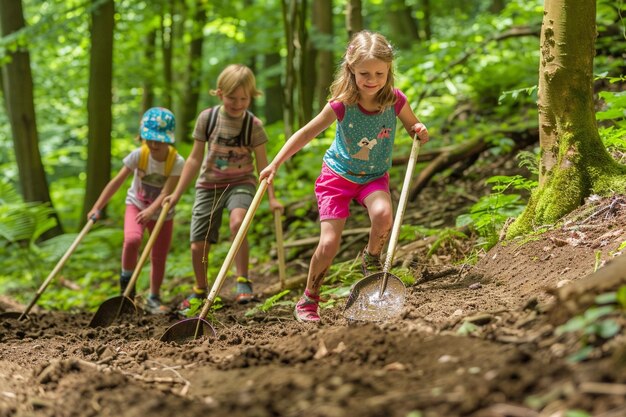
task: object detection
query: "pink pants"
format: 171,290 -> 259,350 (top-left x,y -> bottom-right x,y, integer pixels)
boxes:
122,204 -> 173,292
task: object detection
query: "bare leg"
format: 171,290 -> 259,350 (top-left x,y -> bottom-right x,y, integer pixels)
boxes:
306,218 -> 346,295
362,191 -> 393,256
191,241 -> 211,290
230,207 -> 249,278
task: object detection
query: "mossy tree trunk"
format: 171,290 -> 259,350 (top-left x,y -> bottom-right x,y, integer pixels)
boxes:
507,0 -> 626,238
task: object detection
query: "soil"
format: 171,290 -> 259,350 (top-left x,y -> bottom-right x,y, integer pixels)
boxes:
1,179 -> 626,416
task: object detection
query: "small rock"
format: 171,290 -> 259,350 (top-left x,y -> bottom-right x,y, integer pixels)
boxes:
438,355 -> 459,363
556,279 -> 571,288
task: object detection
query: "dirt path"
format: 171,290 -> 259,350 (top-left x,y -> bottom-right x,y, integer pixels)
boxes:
1,196 -> 625,417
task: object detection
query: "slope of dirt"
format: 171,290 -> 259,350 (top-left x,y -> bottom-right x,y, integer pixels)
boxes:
1,189 -> 625,417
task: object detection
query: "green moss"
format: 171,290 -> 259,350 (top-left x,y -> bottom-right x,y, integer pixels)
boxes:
507,125 -> 626,239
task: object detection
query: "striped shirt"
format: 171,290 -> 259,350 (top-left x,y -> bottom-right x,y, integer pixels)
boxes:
192,106 -> 268,188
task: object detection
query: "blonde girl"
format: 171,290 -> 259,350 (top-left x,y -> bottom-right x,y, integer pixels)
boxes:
260,31 -> 429,322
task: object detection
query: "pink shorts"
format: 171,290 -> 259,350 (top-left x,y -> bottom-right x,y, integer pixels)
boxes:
315,163 -> 389,221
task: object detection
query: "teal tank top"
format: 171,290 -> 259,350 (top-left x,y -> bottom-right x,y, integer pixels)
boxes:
323,101 -> 398,184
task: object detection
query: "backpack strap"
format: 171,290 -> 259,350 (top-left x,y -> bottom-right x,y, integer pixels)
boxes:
206,105 -> 254,147
205,105 -> 221,141
138,142 -> 177,177
240,110 -> 253,147
138,142 -> 150,173
164,145 -> 177,176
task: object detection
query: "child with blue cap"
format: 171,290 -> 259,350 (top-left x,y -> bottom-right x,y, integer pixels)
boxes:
88,107 -> 185,314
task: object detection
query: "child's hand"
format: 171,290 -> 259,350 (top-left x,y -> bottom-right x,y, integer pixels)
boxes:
136,208 -> 154,225
259,164 -> 278,184
269,198 -> 284,213
162,194 -> 179,208
87,209 -> 102,221
412,122 -> 429,144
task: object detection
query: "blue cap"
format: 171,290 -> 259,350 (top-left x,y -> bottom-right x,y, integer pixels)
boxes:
140,107 -> 176,144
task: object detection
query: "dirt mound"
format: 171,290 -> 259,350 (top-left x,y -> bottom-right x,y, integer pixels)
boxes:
1,196 -> 625,417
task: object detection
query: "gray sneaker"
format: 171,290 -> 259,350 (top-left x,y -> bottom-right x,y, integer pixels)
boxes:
145,295 -> 169,315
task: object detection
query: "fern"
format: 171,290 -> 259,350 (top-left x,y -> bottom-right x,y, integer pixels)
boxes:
245,290 -> 291,317
0,180 -> 58,245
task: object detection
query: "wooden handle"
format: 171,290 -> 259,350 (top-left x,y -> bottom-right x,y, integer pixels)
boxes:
380,136 -> 421,295
198,179 -> 269,319
274,209 -> 287,289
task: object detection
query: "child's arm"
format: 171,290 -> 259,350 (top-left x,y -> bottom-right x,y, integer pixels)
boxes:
398,102 -> 429,144
87,166 -> 133,220
162,140 -> 205,207
253,144 -> 284,211
259,103 -> 336,184
136,175 -> 181,225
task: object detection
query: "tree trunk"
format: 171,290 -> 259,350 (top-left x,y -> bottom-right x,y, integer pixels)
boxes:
507,0 -> 626,238
421,0 -> 432,40
298,0 -> 313,125
176,3 -> 206,144
312,0 -> 333,112
490,0 -> 506,14
263,52 -> 284,124
83,0 -> 114,222
161,0 -> 176,110
346,0 -> 363,39
281,0 -> 296,137
388,0 -> 420,48
142,29 -> 157,113
0,0 -> 63,237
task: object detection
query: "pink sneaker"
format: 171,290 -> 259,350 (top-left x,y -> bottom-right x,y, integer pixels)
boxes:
294,290 -> 321,323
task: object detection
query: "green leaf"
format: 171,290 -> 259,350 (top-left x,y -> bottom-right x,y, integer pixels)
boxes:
566,346 -> 594,363
597,319 -> 621,339
594,292 -> 617,305
457,320 -> 479,336
583,305 -> 615,322
565,410 -> 592,417
556,316 -> 587,335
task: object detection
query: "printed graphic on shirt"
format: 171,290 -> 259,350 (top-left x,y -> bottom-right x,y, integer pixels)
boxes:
216,134 -> 244,147
377,126 -> 392,139
352,137 -> 378,161
138,172 -> 167,204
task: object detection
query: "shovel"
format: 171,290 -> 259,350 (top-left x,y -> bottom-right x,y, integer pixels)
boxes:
88,201 -> 171,328
274,208 -> 287,289
343,135 -> 421,321
0,218 -> 96,321
160,179 -> 269,343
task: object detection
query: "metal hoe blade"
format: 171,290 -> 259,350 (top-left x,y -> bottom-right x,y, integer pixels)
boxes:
160,318 -> 216,343
88,296 -> 137,328
343,272 -> 406,321
0,311 -> 30,321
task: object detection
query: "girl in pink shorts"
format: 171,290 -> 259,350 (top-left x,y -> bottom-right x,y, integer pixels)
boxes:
260,31 -> 430,323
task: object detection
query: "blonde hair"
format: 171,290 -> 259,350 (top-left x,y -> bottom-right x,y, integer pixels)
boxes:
330,31 -> 396,110
209,64 -> 262,98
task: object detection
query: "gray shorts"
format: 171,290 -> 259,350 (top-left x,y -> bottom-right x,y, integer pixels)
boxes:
190,184 -> 255,243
